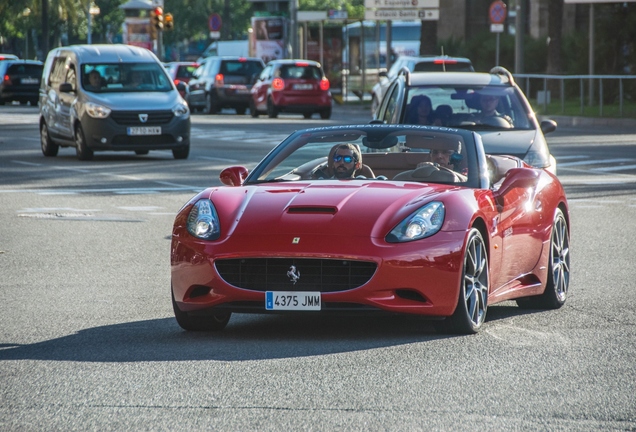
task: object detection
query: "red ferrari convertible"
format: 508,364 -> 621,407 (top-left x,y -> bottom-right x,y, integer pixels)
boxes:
171,124 -> 570,334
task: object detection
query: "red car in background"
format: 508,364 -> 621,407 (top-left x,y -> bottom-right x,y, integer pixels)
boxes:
250,59 -> 332,119
164,62 -> 198,98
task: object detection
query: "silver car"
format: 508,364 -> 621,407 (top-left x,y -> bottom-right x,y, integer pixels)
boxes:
39,44 -> 190,160
373,67 -> 558,174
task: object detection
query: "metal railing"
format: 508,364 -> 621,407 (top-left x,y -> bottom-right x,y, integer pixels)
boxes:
513,74 -> 636,117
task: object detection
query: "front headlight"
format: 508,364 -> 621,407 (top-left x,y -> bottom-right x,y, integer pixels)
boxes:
84,102 -> 111,119
186,199 -> 220,240
172,102 -> 189,117
386,201 -> 445,243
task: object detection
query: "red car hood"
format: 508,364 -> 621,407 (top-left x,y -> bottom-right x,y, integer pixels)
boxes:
208,181 -> 451,240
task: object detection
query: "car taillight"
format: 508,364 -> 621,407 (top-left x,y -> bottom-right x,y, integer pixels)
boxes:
434,59 -> 458,64
272,77 -> 285,91
215,73 -> 224,86
319,78 -> 330,91
295,62 -> 309,67
3,74 -> 11,85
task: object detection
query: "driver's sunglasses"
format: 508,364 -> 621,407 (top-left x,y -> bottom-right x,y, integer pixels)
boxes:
333,155 -> 355,163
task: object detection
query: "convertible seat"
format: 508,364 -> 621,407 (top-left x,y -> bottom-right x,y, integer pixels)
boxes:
393,162 -> 467,183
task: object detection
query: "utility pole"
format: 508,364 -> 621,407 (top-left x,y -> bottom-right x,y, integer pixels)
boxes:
514,0 -> 525,74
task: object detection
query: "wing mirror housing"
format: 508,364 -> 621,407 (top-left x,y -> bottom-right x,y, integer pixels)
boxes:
494,168 -> 540,196
220,166 -> 249,186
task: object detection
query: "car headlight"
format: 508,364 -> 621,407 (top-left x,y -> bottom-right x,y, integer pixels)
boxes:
186,199 -> 220,240
172,102 -> 189,117
386,201 -> 445,243
84,102 -> 111,119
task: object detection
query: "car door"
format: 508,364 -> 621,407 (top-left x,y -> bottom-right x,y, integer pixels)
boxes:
187,61 -> 208,104
56,62 -> 77,139
44,56 -> 72,139
252,64 -> 273,111
494,179 -> 545,287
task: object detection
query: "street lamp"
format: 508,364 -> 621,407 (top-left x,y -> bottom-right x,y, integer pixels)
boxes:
87,2 -> 100,44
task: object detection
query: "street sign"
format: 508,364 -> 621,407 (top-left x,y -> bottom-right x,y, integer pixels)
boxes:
208,13 -> 222,32
364,8 -> 439,20
489,1 -> 506,25
364,0 -> 438,9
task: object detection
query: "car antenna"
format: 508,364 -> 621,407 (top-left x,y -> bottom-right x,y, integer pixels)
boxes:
440,46 -> 446,72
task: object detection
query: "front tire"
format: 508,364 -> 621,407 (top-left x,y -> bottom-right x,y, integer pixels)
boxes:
172,290 -> 231,331
172,145 -> 190,160
517,208 -> 570,309
40,122 -> 59,157
436,228 -> 489,334
75,125 -> 93,161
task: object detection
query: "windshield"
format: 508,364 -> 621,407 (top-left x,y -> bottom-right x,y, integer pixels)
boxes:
404,85 -> 533,130
246,126 -> 479,188
81,63 -> 173,93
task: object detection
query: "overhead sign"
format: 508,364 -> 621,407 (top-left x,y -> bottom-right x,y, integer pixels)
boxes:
364,8 -> 439,20
364,0 -> 438,8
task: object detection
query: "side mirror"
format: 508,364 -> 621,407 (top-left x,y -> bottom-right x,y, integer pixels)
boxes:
494,168 -> 540,197
540,119 -> 557,135
220,166 -> 249,186
59,83 -> 73,93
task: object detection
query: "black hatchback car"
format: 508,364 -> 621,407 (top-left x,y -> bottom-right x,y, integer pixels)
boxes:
0,59 -> 43,105
187,56 -> 265,115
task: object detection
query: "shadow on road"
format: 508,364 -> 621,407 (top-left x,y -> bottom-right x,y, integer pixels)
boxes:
0,304 -> 542,363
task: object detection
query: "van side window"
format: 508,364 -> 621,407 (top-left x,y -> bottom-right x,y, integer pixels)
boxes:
49,58 -> 67,88
65,65 -> 76,92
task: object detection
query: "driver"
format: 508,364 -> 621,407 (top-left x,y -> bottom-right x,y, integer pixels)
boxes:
472,94 -> 513,127
313,143 -> 363,179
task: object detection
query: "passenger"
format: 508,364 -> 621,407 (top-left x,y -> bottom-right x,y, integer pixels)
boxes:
130,71 -> 144,88
406,95 -> 442,126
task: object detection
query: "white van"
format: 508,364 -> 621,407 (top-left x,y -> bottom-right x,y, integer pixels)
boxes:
39,44 -> 190,160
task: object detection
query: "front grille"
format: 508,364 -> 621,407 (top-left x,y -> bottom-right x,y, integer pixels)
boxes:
110,110 -> 174,126
215,258 -> 377,293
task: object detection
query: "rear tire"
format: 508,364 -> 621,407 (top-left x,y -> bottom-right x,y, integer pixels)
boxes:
250,100 -> 259,118
320,107 -> 332,119
75,125 -> 93,161
517,208 -> 570,309
40,122 -> 59,157
205,93 -> 218,114
236,107 -> 246,115
172,290 -> 231,331
267,98 -> 278,118
135,150 -> 149,155
303,112 -> 312,119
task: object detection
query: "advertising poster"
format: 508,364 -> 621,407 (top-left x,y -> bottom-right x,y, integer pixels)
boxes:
122,18 -> 153,51
251,17 -> 287,63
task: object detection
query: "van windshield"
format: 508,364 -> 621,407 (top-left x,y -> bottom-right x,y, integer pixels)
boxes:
81,63 -> 172,93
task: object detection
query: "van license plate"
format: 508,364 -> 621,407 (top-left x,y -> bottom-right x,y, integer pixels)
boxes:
127,127 -> 161,136
265,291 -> 321,311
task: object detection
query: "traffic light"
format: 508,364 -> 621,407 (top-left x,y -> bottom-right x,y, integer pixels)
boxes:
152,7 -> 164,30
164,13 -> 174,31
149,10 -> 158,40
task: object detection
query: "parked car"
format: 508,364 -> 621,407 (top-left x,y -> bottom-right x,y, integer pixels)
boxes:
164,61 -> 198,98
170,124 -> 570,334
186,56 -> 265,114
373,66 -> 558,174
250,59 -> 332,119
370,55 -> 474,113
39,44 -> 190,160
0,59 -> 43,105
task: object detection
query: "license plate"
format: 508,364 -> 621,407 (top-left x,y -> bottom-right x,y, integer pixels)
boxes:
21,78 -> 39,84
235,86 -> 250,94
127,126 -> 161,136
265,291 -> 321,311
293,84 -> 313,90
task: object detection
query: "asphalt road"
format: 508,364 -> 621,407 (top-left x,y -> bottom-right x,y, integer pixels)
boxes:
1,105 -> 635,430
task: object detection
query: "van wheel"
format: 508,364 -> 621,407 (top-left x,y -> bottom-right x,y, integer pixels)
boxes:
75,125 -> 93,161
172,145 -> 190,159
40,122 -> 59,157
